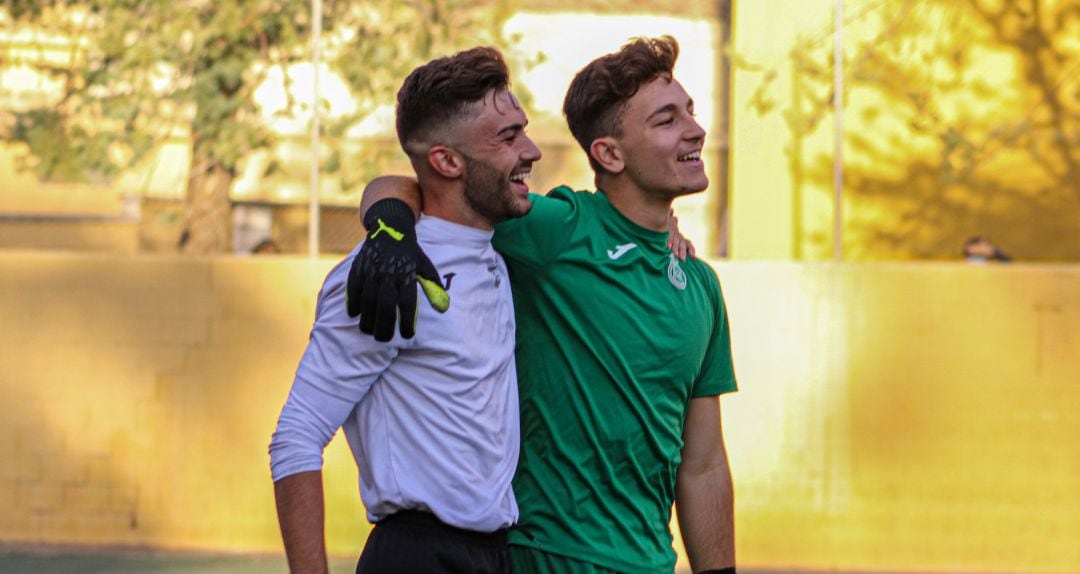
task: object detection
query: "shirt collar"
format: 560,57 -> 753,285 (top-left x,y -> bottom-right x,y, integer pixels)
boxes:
417,214 -> 494,247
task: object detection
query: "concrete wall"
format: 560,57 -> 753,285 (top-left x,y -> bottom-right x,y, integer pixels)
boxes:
0,252 -> 361,554
720,262 -> 1079,572
0,252 -> 1077,572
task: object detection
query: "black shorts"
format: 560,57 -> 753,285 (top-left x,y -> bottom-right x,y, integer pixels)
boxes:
355,511 -> 510,574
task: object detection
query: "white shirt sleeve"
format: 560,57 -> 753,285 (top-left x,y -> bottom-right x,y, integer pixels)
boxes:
268,256 -> 400,482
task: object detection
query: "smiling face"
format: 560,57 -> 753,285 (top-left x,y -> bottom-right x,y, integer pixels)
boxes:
453,89 -> 542,225
611,75 -> 707,200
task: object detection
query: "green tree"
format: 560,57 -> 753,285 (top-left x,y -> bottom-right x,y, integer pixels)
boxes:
759,0 -> 1079,261
1,0 -> 516,254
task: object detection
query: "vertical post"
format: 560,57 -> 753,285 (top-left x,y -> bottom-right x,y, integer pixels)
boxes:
832,0 -> 844,262
714,0 -> 733,258
308,0 -> 323,259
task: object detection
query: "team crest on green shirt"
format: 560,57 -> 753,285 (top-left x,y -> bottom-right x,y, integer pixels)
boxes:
667,254 -> 687,290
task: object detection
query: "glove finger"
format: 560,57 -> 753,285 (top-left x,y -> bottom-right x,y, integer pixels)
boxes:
345,251 -> 367,318
398,274 -> 418,340
418,277 -> 450,313
358,274 -> 381,335
416,252 -> 450,313
415,248 -> 441,283
373,279 -> 399,342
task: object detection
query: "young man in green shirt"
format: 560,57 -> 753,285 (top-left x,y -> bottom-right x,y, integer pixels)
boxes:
352,36 -> 737,573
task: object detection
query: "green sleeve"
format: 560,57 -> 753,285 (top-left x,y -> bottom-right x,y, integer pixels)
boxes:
492,186 -> 579,268
692,269 -> 738,398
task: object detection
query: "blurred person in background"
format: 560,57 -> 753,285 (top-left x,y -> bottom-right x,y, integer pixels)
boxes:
963,235 -> 1012,263
252,238 -> 281,255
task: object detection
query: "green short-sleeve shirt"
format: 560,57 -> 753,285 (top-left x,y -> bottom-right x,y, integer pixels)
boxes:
494,187 -> 737,572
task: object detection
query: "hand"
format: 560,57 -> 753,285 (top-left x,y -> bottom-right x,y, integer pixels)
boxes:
346,199 -> 449,342
667,208 -> 697,260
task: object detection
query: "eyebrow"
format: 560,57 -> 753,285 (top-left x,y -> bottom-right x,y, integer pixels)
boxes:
497,121 -> 527,136
647,99 -> 695,121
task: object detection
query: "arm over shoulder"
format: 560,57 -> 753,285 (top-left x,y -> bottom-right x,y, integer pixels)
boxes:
492,186 -> 583,268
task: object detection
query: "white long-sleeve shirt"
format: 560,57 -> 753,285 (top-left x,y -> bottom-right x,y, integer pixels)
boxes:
269,215 -> 520,532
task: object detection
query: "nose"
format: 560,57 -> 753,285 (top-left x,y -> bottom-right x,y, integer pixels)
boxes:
521,134 -> 542,163
685,115 -> 706,144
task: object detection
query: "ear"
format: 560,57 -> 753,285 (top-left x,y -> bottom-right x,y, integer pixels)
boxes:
428,145 -> 465,179
590,136 -> 625,174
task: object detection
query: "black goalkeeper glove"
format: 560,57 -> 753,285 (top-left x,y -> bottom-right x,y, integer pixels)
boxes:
346,199 -> 449,342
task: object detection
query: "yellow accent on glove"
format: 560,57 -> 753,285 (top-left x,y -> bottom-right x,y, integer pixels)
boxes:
418,276 -> 450,313
371,218 -> 405,241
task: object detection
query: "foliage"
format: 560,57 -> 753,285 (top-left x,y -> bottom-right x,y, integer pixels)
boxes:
1,0 -> 517,253
754,0 -> 1080,260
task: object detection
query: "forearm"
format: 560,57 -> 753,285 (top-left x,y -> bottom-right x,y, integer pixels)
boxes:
360,175 -> 422,226
676,458 -> 735,571
274,470 -> 329,574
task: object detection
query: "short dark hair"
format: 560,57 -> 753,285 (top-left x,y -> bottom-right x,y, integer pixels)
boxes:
563,36 -> 679,173
396,46 -> 510,152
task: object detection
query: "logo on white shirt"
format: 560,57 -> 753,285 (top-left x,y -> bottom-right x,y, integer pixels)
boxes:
607,243 -> 637,260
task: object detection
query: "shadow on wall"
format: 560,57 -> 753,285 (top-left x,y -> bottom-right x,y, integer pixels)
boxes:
0,253 -> 370,553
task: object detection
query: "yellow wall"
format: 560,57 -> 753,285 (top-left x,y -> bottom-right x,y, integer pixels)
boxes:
729,1 -> 831,260
0,252 -> 1077,572
0,252 -> 365,553
728,2 -> 1080,262
720,262 -> 1080,572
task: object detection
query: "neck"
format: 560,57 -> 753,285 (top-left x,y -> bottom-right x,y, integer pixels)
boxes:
595,175 -> 672,231
417,178 -> 494,231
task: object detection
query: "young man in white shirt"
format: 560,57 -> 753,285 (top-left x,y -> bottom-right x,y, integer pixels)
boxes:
269,46 -> 541,574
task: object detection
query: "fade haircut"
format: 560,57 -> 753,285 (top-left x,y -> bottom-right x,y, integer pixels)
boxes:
563,35 -> 679,173
396,46 -> 510,156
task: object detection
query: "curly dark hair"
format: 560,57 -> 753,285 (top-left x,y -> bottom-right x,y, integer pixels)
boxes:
396,46 -> 510,153
563,36 -> 679,173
